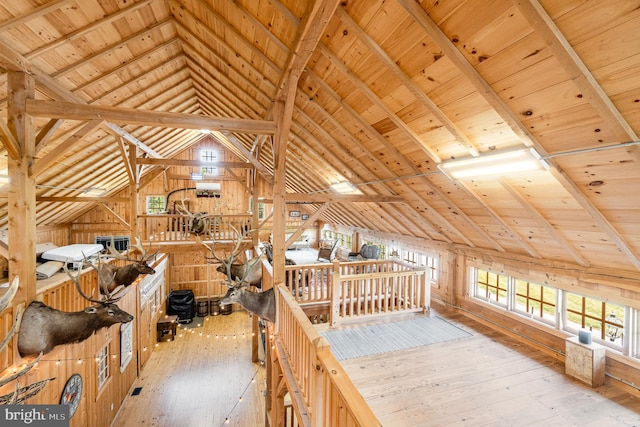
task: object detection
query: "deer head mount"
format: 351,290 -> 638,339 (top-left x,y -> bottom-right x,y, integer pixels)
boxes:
219,280 -> 275,323
175,198 -> 229,236
17,264 -> 134,357
1,277 -> 54,403
96,236 -> 157,294
200,225 -> 263,288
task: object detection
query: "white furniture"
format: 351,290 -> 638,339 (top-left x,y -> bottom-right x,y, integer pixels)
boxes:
565,336 -> 606,387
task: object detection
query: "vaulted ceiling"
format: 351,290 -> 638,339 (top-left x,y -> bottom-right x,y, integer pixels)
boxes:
0,0 -> 639,274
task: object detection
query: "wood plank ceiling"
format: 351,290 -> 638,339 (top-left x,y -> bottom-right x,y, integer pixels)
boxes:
0,0 -> 638,274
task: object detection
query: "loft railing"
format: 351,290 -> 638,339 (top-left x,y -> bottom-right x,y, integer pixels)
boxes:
274,285 -> 382,427
283,259 -> 429,325
263,255 -> 429,425
138,214 -> 252,243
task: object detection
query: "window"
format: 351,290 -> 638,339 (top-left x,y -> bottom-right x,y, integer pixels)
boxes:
514,279 -> 557,324
474,269 -> 508,307
470,267 -> 629,353
96,344 -> 110,390
146,196 -> 165,214
200,149 -> 219,176
565,292 -> 625,345
201,166 -> 218,176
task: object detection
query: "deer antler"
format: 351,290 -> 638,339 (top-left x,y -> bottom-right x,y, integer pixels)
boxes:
64,260 -> 122,304
200,225 -> 253,286
107,236 -> 157,262
0,276 -> 19,314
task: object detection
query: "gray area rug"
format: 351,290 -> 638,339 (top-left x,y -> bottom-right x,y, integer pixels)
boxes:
320,316 -> 472,361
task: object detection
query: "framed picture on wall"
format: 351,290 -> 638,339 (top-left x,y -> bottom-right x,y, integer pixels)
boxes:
289,210 -> 301,217
301,214 -> 309,220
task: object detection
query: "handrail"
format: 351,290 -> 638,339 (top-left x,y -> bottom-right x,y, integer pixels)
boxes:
275,285 -> 382,426
138,213 -> 252,243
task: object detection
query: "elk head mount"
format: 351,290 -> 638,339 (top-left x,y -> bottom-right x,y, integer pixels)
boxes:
0,277 -> 56,404
97,236 -> 157,295
219,280 -> 275,323
17,265 -> 134,357
175,198 -> 229,236
201,226 -> 263,288
201,226 -> 274,322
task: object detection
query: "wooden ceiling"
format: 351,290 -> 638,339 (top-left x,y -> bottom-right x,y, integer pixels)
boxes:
0,0 -> 639,274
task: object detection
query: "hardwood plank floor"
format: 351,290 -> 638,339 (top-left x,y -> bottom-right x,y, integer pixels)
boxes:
113,311 -> 266,427
339,306 -> 640,426
113,296 -> 640,427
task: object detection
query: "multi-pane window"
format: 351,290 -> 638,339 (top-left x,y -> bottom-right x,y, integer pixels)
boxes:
201,166 -> 218,175
514,279 -> 557,324
565,292 -> 625,345
146,196 -> 165,214
471,267 -> 629,353
322,230 -> 351,250
200,150 -> 219,176
96,344 -> 109,390
475,269 -> 508,307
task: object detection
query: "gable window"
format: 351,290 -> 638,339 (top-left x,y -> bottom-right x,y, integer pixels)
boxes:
200,149 -> 219,176
146,195 -> 165,214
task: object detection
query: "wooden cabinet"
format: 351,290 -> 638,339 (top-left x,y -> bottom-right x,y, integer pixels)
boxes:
565,336 -> 606,387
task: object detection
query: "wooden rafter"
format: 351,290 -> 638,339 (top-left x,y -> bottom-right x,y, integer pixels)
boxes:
31,119 -> 104,177
318,43 -> 442,163
515,0 -> 638,142
135,158 -> 253,169
400,0 -> 640,272
499,178 -> 589,267
335,7 -> 479,157
458,180 -> 540,258
34,119 -> 63,155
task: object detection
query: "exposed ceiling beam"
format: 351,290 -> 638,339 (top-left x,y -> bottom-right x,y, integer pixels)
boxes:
335,7 -> 479,157
26,99 -> 276,135
457,180 -> 540,258
499,177 -> 589,267
515,0 -> 638,142
398,0 -> 538,148
400,0 -> 640,270
136,158 -> 253,168
31,119 -> 104,177
278,194 -> 404,203
36,197 -> 129,203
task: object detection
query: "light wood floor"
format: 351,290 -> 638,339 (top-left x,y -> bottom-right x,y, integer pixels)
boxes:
113,311 -> 266,427
113,300 -> 640,427
339,306 -> 640,427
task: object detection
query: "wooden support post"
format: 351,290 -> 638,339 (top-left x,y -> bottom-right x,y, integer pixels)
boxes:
129,145 -> 139,240
7,71 -> 36,305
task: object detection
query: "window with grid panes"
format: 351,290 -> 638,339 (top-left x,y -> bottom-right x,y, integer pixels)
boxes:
565,292 -> 625,345
146,196 -> 165,214
97,344 -> 109,390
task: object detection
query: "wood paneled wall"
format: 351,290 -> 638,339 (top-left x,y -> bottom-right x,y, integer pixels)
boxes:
70,138 -> 252,246
0,256 -> 167,427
